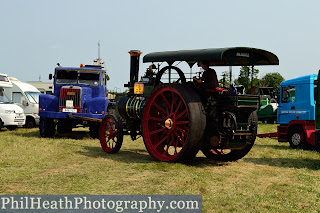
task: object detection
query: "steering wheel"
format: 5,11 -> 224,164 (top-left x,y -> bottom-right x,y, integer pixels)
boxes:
154,66 -> 186,86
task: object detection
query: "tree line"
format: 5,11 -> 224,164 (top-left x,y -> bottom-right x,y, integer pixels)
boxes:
219,66 -> 284,91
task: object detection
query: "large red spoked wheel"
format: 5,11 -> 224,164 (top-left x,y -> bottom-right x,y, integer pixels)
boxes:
142,84 -> 206,162
99,115 -> 123,154
201,111 -> 258,162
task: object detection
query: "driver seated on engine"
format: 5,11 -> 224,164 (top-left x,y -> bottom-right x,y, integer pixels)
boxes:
193,61 -> 219,93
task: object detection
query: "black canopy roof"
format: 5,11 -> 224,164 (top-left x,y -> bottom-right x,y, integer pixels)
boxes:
143,47 -> 279,66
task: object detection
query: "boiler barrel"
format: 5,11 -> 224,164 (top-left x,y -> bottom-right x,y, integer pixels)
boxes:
118,96 -> 145,119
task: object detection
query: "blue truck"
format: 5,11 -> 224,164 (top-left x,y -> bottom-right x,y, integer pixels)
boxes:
258,74 -> 319,150
39,62 -> 109,138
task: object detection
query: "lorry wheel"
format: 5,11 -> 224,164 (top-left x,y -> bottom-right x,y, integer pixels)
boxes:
142,84 -> 206,162
288,127 -> 306,149
57,121 -> 72,134
39,117 -> 56,138
89,123 -> 100,139
99,115 -> 123,154
25,117 -> 36,128
201,111 -> 257,162
7,126 -> 17,131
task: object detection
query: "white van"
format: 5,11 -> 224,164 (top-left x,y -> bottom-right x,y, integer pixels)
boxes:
4,79 -> 40,128
27,81 -> 53,95
0,74 -> 25,130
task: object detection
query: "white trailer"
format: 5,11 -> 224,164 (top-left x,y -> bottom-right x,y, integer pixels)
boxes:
4,79 -> 40,128
0,74 -> 25,130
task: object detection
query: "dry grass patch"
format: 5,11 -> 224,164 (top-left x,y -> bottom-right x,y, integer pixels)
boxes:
0,124 -> 320,212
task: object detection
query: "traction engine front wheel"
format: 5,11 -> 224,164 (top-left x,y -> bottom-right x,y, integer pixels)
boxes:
99,115 -> 123,154
142,84 -> 206,162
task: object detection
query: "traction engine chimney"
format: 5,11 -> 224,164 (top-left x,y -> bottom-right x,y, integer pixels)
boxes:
129,50 -> 142,88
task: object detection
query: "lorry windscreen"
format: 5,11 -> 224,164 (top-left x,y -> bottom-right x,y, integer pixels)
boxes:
25,92 -> 40,104
56,70 -> 78,84
78,72 -> 99,86
56,70 -> 100,86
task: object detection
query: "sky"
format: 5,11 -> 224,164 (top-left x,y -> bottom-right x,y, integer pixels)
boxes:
1,0 -> 320,92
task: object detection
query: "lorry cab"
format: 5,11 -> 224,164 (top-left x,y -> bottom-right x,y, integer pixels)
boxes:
4,79 -> 41,128
0,73 -> 25,130
39,62 -> 109,138
278,74 -> 317,124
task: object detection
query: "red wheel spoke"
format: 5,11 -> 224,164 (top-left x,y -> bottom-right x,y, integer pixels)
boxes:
160,93 -> 170,114
149,116 -> 165,122
170,91 -> 177,114
164,135 -> 174,155
176,126 -> 189,135
173,130 -> 185,146
150,128 -> 165,135
176,121 -> 189,125
174,101 -> 182,114
210,149 -> 224,155
173,131 -> 180,148
176,109 -> 188,120
155,134 -> 169,148
152,103 -> 167,115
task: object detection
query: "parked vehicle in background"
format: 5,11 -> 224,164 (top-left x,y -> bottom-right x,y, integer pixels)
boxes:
258,73 -> 320,151
0,73 -> 25,130
27,81 -> 53,95
39,60 -> 109,138
4,79 -> 41,128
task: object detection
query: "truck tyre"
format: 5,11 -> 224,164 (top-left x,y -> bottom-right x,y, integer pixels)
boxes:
89,123 -> 100,139
7,126 -> 17,131
25,117 -> 36,128
288,126 -> 306,149
39,117 -> 56,138
142,84 -> 206,163
99,114 -> 123,154
201,111 -> 258,162
57,121 -> 72,134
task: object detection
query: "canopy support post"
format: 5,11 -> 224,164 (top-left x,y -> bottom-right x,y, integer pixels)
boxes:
251,65 -> 254,88
229,66 -> 232,86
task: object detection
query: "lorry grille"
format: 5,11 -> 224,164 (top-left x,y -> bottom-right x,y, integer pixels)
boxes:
59,87 -> 82,113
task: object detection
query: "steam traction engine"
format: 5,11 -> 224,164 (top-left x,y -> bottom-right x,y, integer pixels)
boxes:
99,48 -> 279,162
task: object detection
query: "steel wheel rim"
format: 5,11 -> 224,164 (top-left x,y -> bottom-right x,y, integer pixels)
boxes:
292,133 -> 301,146
100,116 -> 118,152
143,87 -> 190,161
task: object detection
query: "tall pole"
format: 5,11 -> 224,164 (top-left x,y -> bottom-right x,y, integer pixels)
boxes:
98,41 -> 100,59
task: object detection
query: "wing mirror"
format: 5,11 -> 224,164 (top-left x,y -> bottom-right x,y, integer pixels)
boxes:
22,100 -> 29,106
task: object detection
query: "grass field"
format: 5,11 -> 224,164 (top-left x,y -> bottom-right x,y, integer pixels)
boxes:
1,124 -> 320,212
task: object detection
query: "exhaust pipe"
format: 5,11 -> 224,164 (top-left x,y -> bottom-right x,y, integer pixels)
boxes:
128,50 -> 142,88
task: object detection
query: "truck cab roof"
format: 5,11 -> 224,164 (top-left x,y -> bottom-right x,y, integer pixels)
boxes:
281,74 -> 317,87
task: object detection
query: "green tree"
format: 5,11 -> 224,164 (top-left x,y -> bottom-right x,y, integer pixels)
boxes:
236,66 -> 259,90
219,71 -> 231,87
260,72 -> 285,91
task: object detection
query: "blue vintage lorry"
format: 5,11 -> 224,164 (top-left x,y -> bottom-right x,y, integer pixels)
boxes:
39,61 -> 109,138
258,73 -> 319,150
